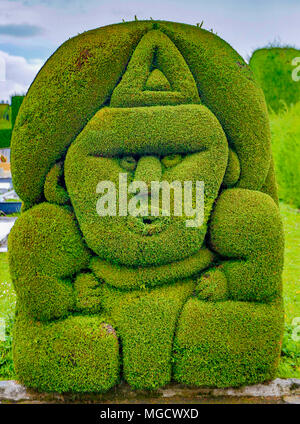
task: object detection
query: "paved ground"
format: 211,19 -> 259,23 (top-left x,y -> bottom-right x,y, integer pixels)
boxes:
1,379 -> 300,404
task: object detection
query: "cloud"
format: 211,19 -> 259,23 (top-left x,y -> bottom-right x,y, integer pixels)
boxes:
0,50 -> 44,102
0,23 -> 44,37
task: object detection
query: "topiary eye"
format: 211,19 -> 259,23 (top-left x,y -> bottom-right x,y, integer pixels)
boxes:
120,156 -> 137,171
161,154 -> 182,168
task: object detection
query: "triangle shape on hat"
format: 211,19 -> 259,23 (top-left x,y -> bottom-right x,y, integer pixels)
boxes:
144,68 -> 171,91
110,29 -> 200,107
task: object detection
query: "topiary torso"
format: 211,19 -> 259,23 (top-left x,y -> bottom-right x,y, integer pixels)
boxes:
8,21 -> 284,392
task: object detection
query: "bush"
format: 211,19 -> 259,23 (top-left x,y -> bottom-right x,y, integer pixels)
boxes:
13,312 -> 119,393
0,129 -> 12,148
44,162 -> 70,205
11,96 -> 25,129
278,323 -> 300,379
270,102 -> 300,208
9,20 -> 283,392
250,47 -> 300,113
174,299 -> 283,387
0,96 -> 24,148
8,203 -> 91,322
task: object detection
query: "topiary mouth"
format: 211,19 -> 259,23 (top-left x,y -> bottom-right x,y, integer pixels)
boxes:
127,214 -> 171,236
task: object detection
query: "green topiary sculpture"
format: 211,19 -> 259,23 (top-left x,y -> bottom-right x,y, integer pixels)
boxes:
8,20 -> 284,393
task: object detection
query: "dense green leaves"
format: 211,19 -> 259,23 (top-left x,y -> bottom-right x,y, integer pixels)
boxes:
250,47 -> 300,113
8,20 -> 284,392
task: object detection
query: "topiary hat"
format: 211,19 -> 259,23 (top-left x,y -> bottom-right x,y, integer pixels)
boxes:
11,20 -> 271,209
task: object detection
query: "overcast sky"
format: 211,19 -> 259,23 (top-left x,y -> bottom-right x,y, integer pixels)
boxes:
0,0 -> 300,102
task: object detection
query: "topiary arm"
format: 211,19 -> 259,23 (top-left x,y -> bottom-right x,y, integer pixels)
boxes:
8,203 -> 92,321
199,188 -> 284,303
73,272 -> 103,314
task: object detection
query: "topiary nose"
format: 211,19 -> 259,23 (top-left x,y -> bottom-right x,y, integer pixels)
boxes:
133,156 -> 162,192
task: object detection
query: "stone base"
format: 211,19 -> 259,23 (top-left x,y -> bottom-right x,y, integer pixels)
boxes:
1,379 -> 300,404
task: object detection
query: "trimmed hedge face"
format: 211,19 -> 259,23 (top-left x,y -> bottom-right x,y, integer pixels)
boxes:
250,47 -> 300,113
65,104 -> 228,267
9,20 -> 284,393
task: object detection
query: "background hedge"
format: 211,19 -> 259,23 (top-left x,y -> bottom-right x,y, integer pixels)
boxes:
270,102 -> 300,208
0,96 -> 25,148
0,129 -> 12,149
250,47 -> 300,112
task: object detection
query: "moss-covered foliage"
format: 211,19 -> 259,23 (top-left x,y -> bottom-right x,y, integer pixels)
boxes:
208,189 -> 284,303
9,20 -> 283,393
74,272 -> 102,314
100,279 -> 195,389
269,102 -> 300,208
13,312 -> 120,393
249,47 -> 300,113
174,299 -> 283,387
145,68 -> 171,91
222,148 -> 240,187
8,203 -> 91,321
91,248 -> 214,290
110,29 -> 200,107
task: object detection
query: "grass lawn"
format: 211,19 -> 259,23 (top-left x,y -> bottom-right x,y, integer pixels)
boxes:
0,202 -> 299,381
280,203 -> 300,323
0,246 -> 16,380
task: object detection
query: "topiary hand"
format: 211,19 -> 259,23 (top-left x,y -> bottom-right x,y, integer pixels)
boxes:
74,272 -> 103,314
8,203 -> 91,322
195,267 -> 229,301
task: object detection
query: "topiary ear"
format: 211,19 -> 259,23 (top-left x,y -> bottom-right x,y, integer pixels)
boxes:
110,29 -> 200,107
44,161 -> 70,205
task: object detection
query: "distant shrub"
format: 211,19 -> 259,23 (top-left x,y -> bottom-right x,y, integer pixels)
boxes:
278,323 -> 300,379
270,102 -> 300,208
250,47 -> 300,112
0,129 -> 12,148
0,104 -> 10,121
0,96 -> 25,148
11,96 -> 25,129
